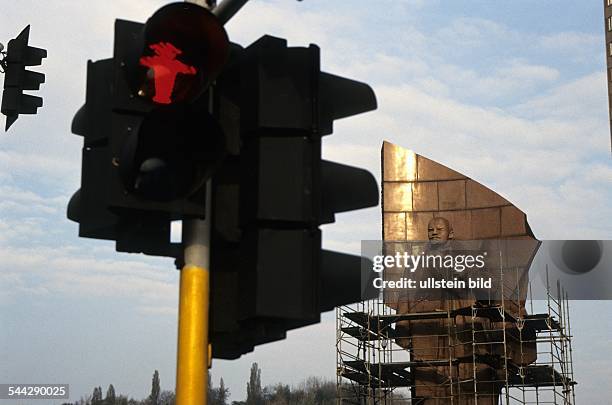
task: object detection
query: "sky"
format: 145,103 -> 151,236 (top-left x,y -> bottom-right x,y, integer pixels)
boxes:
0,0 -> 611,403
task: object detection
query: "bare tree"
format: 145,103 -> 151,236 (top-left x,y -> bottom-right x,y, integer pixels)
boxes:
159,390 -> 175,405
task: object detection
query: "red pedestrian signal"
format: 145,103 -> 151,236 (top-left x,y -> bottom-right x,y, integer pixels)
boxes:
133,2 -> 229,105
139,42 -> 196,105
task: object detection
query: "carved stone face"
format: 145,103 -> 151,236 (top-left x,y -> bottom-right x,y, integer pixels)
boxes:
427,217 -> 454,241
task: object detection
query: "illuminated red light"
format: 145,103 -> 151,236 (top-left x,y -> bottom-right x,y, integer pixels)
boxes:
139,42 -> 197,104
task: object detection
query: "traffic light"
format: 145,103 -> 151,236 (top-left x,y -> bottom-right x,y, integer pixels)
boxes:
68,3 -> 379,361
1,25 -> 46,130
68,2 -> 229,256
209,36 -> 379,359
108,3 -> 228,215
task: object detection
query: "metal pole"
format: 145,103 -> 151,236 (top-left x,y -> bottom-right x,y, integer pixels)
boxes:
176,4 -> 214,405
176,183 -> 212,405
187,0 -> 249,25
186,0 -> 216,8
213,0 -> 250,25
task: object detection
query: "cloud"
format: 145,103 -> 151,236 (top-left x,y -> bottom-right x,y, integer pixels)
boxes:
0,150 -> 77,188
0,217 -> 48,244
137,305 -> 177,316
0,185 -> 65,213
584,164 -> 612,183
512,71 -> 608,121
1,0 -> 608,294
0,245 -> 178,315
324,71 -> 611,239
435,17 -> 513,48
345,53 -> 431,87
539,31 -> 601,52
226,1 -> 357,50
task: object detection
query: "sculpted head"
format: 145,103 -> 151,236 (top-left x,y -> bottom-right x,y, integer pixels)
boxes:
427,217 -> 454,242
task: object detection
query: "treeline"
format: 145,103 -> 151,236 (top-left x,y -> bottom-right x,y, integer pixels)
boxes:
232,363 -> 335,405
61,363 -> 336,405
61,370 -> 173,405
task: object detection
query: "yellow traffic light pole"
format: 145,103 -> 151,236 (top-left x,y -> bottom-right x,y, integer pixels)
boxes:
176,4 -> 215,404
176,2 -> 249,404
176,181 -> 212,405
176,264 -> 210,404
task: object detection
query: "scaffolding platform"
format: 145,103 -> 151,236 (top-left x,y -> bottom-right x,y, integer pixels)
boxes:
336,273 -> 576,404
342,308 -> 561,343
339,360 -> 573,391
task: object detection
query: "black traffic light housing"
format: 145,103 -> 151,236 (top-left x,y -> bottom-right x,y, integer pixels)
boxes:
209,35 -> 379,359
69,3 -> 229,257
1,25 -> 46,130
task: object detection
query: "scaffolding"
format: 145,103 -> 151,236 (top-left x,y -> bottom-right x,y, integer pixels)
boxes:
336,270 -> 576,404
